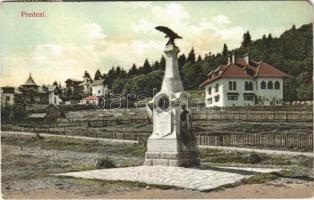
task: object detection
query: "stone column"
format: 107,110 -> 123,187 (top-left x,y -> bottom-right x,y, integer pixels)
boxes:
161,45 -> 183,95
144,44 -> 200,167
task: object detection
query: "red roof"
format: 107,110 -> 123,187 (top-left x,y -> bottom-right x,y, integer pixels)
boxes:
83,96 -> 97,100
200,58 -> 289,87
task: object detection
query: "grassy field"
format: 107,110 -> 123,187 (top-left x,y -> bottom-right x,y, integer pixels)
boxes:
2,133 -> 313,199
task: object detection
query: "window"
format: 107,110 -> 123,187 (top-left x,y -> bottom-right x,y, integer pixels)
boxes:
214,95 -> 220,102
98,90 -> 101,94
208,86 -> 211,95
228,95 -> 238,101
245,81 -> 253,91
54,97 -> 57,104
86,101 -> 89,104
244,95 -> 254,101
274,81 -> 280,89
5,96 -> 10,101
267,81 -> 273,89
215,84 -> 219,92
207,98 -> 212,105
229,81 -> 236,90
261,81 -> 266,89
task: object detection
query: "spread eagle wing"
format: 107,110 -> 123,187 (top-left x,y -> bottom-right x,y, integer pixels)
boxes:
155,26 -> 182,39
155,26 -> 174,36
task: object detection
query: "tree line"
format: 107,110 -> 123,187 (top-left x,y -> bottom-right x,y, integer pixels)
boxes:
86,23 -> 313,101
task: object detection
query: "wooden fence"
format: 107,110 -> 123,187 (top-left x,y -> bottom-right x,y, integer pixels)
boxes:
13,117 -> 151,128
1,125 -> 150,142
192,111 -> 313,122
196,133 -> 313,151
2,125 -> 312,151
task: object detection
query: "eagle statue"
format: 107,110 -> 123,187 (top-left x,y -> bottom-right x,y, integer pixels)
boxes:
155,26 -> 182,46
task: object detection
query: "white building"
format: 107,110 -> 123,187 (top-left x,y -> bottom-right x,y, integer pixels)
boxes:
91,79 -> 109,96
80,71 -> 93,97
1,86 -> 15,106
38,85 -> 63,105
200,53 -> 289,108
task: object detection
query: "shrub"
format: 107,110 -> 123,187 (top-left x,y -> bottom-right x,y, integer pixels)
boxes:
246,152 -> 262,163
96,157 -> 116,169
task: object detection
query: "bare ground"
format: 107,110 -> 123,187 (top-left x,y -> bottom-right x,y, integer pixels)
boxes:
1,133 -> 313,199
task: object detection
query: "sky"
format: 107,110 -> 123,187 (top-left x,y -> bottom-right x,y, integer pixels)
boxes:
0,1 -> 313,87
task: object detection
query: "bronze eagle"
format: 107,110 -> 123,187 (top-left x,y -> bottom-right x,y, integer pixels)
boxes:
155,26 -> 182,46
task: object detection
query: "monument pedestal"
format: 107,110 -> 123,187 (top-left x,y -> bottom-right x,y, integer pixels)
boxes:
144,44 -> 200,167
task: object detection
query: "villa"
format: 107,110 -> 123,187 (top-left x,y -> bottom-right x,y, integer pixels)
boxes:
200,53 -> 289,107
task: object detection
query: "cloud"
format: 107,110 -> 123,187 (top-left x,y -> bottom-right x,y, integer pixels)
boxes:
0,22 -> 165,86
211,15 -> 231,25
131,3 -> 245,56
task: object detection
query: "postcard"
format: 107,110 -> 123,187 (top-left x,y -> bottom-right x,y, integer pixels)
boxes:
1,1 -> 313,199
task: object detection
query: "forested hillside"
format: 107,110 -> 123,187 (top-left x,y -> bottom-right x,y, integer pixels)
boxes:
94,23 -> 313,101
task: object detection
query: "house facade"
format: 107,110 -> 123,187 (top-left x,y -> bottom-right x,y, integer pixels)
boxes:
80,71 -> 93,97
91,79 -> 109,96
2,74 -> 63,106
200,54 -> 289,108
1,86 -> 15,106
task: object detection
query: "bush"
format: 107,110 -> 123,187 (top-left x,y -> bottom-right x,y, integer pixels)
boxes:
96,157 -> 116,169
246,152 -> 262,163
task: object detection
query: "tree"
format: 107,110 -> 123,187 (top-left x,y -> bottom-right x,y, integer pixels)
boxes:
112,78 -> 126,94
94,69 -> 102,80
197,55 -> 202,62
84,71 -> 91,79
152,61 -> 160,71
178,54 -> 187,71
187,47 -> 196,63
160,55 -> 166,71
241,31 -> 252,48
222,43 -> 229,56
142,59 -> 151,74
128,64 -> 138,76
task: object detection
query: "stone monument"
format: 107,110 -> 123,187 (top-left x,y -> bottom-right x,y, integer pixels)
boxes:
144,26 -> 200,167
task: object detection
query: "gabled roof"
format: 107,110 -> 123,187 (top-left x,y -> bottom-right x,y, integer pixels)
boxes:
82,95 -> 97,100
200,58 -> 289,87
92,79 -> 106,86
22,74 -> 38,87
45,104 -> 61,110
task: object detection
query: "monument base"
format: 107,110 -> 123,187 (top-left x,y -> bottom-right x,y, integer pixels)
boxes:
144,138 -> 200,167
144,151 -> 200,167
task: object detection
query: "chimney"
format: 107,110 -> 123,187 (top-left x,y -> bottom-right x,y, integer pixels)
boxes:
243,53 -> 249,64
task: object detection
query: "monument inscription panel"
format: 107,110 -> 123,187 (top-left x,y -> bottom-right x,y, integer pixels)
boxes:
156,111 -> 171,137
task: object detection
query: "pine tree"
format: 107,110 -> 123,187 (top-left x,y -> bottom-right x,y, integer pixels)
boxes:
128,64 -> 138,76
142,59 -> 151,74
187,47 -> 196,63
160,55 -> 166,71
152,61 -> 160,71
84,71 -> 91,79
94,69 -> 102,80
178,54 -> 186,71
222,43 -> 229,56
241,31 -> 252,48
197,55 -> 202,62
